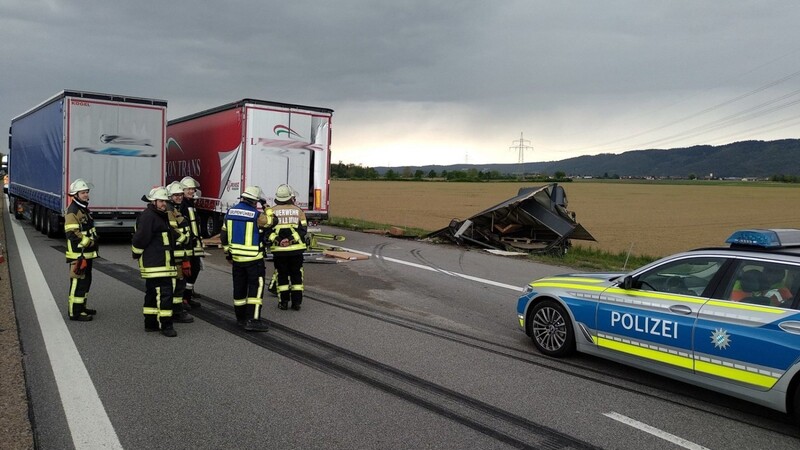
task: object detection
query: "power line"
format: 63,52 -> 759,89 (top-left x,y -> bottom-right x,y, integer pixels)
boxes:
559,48 -> 800,154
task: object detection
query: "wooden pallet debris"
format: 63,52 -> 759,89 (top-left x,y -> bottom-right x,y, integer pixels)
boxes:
323,250 -> 369,261
203,234 -> 223,248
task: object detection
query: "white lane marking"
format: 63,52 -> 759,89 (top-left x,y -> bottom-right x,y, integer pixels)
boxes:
10,217 -> 123,449
336,246 -> 524,292
603,412 -> 710,450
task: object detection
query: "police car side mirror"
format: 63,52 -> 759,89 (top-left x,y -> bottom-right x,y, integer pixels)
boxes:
622,275 -> 634,290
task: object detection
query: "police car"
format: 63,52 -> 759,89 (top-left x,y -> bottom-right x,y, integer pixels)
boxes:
516,229 -> 800,422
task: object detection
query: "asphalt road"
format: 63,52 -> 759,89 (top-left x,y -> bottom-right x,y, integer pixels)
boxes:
7,210 -> 800,449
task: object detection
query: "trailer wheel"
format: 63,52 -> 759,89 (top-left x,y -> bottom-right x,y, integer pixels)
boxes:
46,210 -> 61,238
202,212 -> 222,238
12,197 -> 24,220
41,209 -> 51,235
33,205 -> 42,231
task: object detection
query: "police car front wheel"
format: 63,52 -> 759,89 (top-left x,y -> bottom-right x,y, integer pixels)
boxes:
529,299 -> 575,357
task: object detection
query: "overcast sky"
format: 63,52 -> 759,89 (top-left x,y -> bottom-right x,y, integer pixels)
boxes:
3,1 -> 800,167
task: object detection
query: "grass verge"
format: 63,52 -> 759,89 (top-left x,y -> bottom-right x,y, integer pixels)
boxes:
325,216 -> 658,272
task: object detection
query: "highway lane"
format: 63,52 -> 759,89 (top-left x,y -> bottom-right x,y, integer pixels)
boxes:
6,211 -> 800,449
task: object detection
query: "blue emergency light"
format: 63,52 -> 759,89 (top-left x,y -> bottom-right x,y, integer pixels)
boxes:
725,229 -> 800,248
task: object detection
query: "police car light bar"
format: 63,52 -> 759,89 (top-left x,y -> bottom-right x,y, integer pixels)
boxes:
725,229 -> 800,248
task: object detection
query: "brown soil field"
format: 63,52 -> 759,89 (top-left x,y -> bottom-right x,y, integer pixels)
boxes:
329,180 -> 800,257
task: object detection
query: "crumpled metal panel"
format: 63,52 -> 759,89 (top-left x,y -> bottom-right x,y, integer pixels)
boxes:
427,183 -> 595,254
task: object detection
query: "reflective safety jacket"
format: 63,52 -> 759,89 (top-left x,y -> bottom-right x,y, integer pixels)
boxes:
64,199 -> 99,261
132,204 -> 178,278
167,202 -> 191,260
266,204 -> 308,255
221,201 -> 269,263
180,197 -> 204,256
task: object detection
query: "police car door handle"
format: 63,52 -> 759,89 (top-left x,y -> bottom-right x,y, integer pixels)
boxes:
779,321 -> 800,335
668,305 -> 693,315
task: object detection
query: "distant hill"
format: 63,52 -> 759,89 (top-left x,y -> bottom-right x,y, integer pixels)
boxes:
373,139 -> 800,178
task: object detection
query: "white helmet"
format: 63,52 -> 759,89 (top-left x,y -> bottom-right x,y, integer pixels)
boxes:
69,178 -> 93,195
241,185 -> 263,201
146,187 -> 169,201
275,184 -> 294,202
181,176 -> 200,189
166,181 -> 185,196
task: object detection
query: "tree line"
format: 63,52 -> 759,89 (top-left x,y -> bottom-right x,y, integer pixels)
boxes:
331,162 -> 570,182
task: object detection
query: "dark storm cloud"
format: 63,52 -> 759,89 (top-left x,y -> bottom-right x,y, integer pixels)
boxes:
2,1 -> 800,164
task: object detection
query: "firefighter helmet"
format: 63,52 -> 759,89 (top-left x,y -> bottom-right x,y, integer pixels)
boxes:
241,185 -> 263,201
275,184 -> 294,202
69,178 -> 93,195
167,181 -> 185,196
181,176 -> 200,189
147,187 -> 169,201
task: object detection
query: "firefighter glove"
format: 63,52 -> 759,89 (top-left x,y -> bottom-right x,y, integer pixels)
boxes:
73,256 -> 87,276
180,260 -> 192,277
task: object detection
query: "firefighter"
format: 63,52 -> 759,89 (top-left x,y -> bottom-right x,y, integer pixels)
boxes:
64,178 -> 99,321
166,181 -> 194,323
266,184 -> 308,311
179,176 -> 205,309
220,186 -> 270,332
132,187 -> 180,337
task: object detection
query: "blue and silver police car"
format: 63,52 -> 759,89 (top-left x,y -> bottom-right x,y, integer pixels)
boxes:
516,229 -> 800,421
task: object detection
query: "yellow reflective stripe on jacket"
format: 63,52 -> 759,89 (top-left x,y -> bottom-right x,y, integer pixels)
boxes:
227,220 -> 263,261
65,223 -> 80,232
138,264 -> 178,278
66,241 -> 97,259
268,225 -> 307,252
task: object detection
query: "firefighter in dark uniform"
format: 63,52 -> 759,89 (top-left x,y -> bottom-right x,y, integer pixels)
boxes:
132,187 -> 180,337
179,176 -> 205,309
220,186 -> 270,332
266,184 -> 308,311
166,181 -> 194,324
64,178 -> 99,321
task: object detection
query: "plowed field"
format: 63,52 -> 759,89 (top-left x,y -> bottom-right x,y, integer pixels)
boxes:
330,180 -> 800,257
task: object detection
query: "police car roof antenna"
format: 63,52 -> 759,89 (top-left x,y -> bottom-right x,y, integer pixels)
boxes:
623,242 -> 634,270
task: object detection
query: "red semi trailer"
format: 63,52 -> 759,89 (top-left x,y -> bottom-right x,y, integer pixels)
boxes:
166,99 -> 333,237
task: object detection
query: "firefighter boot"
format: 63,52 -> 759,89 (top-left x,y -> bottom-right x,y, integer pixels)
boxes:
243,319 -> 269,332
69,303 -> 92,321
184,288 -> 201,308
69,312 -> 92,322
173,310 -> 194,323
83,300 -> 97,315
161,327 -> 178,337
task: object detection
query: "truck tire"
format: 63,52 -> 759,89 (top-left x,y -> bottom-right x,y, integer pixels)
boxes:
33,204 -> 42,231
12,197 -> 24,220
41,209 -> 50,235
39,206 -> 49,234
47,211 -> 61,238
201,212 -> 222,238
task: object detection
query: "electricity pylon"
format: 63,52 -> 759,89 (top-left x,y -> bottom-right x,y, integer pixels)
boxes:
509,132 -> 532,180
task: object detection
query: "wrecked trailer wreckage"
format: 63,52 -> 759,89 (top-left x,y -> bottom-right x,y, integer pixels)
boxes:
427,183 -> 595,255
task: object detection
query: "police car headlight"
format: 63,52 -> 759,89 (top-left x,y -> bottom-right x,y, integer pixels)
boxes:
523,284 -> 534,294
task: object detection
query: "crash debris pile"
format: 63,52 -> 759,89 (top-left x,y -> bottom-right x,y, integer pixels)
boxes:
426,183 -> 595,256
